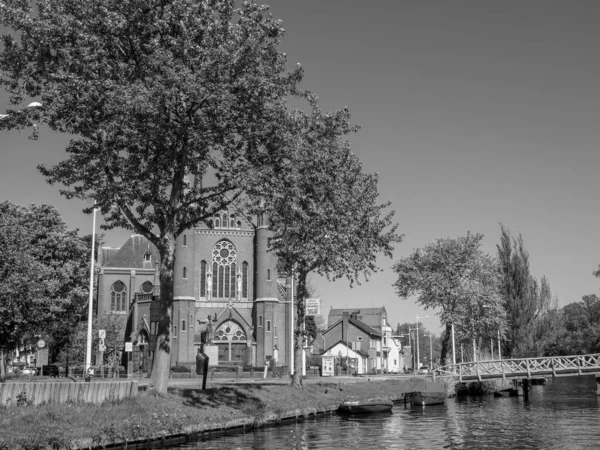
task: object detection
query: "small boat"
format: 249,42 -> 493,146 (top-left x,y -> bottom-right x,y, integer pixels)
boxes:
338,399 -> 393,414
409,381 -> 447,406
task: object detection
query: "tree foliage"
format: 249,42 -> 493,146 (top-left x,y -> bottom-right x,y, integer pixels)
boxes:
1,0 -> 302,392
393,232 -> 506,365
252,98 -> 401,387
497,224 -> 555,357
0,202 -> 89,381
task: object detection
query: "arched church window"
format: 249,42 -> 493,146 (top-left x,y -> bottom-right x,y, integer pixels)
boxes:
222,212 -> 228,228
213,320 -> 247,342
242,262 -> 248,299
237,220 -> 242,229
111,281 -> 127,312
183,234 -> 187,247
141,281 -> 153,293
214,216 -> 220,228
212,240 -> 237,299
183,267 -> 187,279
267,269 -> 271,281
200,260 -> 207,297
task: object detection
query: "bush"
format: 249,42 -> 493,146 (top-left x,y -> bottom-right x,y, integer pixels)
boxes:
170,365 -> 191,373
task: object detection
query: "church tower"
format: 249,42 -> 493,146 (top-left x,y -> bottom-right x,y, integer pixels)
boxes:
254,213 -> 289,365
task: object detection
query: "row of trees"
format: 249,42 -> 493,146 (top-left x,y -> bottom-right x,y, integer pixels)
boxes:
393,225 -> 563,365
0,202 -> 90,381
1,0 -> 400,391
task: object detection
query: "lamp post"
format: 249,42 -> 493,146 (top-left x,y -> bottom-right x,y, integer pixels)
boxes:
416,315 -> 429,372
85,203 -> 98,374
424,333 -> 432,370
289,270 -> 294,376
408,327 -> 416,371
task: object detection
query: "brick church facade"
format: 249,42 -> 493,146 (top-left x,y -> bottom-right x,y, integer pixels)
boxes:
97,211 -> 294,371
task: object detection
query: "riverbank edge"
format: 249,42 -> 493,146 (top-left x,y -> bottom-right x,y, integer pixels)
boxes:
71,377 -> 452,450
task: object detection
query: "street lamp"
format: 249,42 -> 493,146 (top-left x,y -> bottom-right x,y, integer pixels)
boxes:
424,333 -> 433,370
85,203 -> 98,374
416,315 -> 429,372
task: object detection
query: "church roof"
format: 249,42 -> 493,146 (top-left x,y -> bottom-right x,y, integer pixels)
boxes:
102,234 -> 159,268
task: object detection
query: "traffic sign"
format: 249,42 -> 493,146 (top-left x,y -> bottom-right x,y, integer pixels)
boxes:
37,339 -> 45,349
99,343 -> 106,352
99,329 -> 106,339
306,298 -> 321,316
125,342 -> 133,352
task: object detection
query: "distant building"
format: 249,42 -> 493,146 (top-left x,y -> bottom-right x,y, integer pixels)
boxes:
96,212 -> 296,372
322,311 -> 383,374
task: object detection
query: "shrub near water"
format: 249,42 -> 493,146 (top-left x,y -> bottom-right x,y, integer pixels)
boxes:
0,380 -> 411,449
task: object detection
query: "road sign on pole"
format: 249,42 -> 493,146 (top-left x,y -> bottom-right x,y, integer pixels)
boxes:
125,342 -> 133,352
99,329 -> 106,339
306,298 -> 321,316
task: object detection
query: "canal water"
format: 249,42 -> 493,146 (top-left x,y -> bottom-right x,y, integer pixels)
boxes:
177,375 -> 600,449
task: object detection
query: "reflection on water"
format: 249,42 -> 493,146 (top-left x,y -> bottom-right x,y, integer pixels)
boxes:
179,376 -> 600,450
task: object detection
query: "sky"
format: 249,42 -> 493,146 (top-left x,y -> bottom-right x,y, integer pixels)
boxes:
2,0 -> 600,334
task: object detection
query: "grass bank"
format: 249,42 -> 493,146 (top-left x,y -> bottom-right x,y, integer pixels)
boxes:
0,378 -> 432,450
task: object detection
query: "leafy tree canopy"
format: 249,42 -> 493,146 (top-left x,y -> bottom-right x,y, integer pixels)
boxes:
393,232 -> 506,364
0,202 -> 89,380
249,97 -> 401,386
1,0 -> 303,392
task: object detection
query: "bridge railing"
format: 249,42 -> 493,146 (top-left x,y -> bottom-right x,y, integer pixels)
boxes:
434,353 -> 600,381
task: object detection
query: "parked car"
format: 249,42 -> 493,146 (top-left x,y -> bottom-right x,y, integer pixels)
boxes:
418,368 -> 429,375
21,366 -> 36,375
36,365 -> 60,377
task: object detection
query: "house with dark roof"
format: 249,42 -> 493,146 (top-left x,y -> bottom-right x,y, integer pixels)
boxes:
321,311 -> 383,374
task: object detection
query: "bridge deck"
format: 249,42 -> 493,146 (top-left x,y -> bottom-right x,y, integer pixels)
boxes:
434,353 -> 600,382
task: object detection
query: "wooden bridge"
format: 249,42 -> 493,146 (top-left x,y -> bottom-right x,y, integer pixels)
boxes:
433,353 -> 600,383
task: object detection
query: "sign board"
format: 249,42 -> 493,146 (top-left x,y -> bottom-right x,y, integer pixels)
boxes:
37,339 -> 45,349
99,343 -> 106,352
98,329 -> 106,339
125,342 -> 133,352
306,298 -> 321,316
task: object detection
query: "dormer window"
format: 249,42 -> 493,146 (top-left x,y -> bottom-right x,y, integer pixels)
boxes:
143,252 -> 151,262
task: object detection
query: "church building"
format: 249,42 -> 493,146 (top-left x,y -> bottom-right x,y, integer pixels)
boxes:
96,211 -> 295,372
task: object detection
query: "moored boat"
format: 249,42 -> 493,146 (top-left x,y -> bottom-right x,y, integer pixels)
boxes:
338,399 -> 393,414
409,381 -> 447,406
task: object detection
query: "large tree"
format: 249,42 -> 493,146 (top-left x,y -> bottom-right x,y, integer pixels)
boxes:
497,224 -> 554,357
1,0 -> 302,392
0,202 -> 89,382
393,232 -> 506,366
252,99 -> 401,387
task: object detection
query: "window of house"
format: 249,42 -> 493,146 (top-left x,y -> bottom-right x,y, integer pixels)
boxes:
110,281 -> 127,312
143,252 -> 151,262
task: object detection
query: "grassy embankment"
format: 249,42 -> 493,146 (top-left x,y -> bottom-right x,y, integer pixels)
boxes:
0,378 -> 428,450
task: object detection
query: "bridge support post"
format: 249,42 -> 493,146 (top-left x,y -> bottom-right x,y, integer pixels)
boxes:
513,379 -> 529,399
596,375 -> 600,396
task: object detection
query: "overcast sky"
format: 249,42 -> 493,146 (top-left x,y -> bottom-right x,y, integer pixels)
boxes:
2,1 -> 600,333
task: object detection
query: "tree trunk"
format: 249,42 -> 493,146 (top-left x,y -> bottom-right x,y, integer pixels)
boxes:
149,233 -> 176,393
440,322 -> 452,365
0,348 -> 5,383
291,271 -> 309,388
